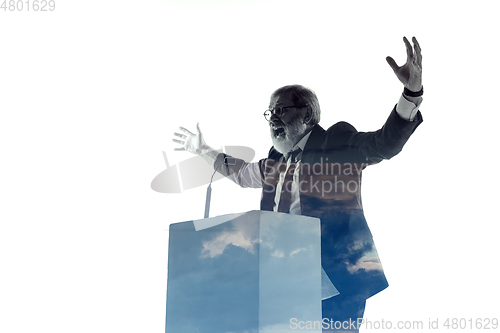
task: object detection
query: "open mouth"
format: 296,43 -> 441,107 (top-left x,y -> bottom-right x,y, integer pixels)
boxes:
270,121 -> 286,138
272,127 -> 285,138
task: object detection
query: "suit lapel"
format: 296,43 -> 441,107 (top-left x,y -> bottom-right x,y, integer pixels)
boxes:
302,124 -> 326,164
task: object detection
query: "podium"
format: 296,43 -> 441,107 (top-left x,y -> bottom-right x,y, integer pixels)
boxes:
165,210 -> 335,333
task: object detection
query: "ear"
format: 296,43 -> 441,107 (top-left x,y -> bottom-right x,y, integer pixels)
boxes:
303,106 -> 313,124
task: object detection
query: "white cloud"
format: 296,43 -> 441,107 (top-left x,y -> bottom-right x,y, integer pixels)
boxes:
346,256 -> 384,274
290,248 -> 307,257
200,230 -> 257,258
271,249 -> 285,258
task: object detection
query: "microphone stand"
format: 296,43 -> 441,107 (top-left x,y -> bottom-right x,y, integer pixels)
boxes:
204,156 -> 235,218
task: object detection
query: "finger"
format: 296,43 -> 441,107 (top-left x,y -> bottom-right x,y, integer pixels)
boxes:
174,132 -> 186,139
413,36 -> 422,66
412,36 -> 421,50
174,148 -> 186,151
386,56 -> 399,72
172,139 -> 185,145
403,36 -> 414,62
196,122 -> 202,134
179,126 -> 194,135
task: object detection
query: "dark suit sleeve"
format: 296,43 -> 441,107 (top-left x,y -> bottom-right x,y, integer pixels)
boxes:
325,106 -> 423,164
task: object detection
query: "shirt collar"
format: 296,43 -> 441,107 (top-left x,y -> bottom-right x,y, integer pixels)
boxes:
284,129 -> 313,161
293,128 -> 313,152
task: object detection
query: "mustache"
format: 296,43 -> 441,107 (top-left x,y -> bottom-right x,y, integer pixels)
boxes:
269,120 -> 285,129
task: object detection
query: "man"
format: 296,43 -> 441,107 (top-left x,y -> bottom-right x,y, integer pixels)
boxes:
173,36 -> 423,332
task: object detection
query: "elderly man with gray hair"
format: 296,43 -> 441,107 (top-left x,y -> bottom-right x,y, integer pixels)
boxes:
173,37 -> 423,332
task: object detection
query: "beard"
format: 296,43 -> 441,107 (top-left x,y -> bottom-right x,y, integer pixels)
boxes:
270,114 -> 305,155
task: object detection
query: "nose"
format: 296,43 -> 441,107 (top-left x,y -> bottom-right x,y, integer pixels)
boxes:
269,111 -> 279,122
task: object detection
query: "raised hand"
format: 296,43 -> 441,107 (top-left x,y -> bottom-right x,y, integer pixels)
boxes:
172,123 -> 209,155
386,37 -> 422,92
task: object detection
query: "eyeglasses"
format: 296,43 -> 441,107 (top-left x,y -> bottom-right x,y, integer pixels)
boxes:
263,105 -> 308,121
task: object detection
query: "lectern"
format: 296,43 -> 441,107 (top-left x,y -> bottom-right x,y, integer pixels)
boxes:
165,210 -> 338,333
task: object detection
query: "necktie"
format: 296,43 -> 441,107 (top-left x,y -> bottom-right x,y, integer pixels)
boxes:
287,148 -> 302,163
277,148 -> 301,213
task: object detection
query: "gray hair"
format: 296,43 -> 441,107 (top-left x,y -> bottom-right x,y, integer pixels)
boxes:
271,84 -> 321,125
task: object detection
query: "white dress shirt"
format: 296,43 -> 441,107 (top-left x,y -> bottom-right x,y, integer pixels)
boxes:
273,130 -> 312,215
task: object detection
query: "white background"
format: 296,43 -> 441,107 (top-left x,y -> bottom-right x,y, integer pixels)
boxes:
1,0 -> 499,332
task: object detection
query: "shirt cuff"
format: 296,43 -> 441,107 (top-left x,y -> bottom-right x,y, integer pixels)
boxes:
396,94 -> 423,121
200,149 -> 224,168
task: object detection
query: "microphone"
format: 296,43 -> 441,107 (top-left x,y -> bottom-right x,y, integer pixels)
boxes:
204,156 -> 236,218
204,184 -> 212,219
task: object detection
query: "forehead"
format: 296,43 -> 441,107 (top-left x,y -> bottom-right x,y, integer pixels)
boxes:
269,91 -> 294,107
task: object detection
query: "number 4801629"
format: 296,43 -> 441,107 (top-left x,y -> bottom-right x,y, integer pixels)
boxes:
1,0 -> 56,11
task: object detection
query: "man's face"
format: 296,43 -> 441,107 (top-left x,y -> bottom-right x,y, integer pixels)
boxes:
268,93 -> 307,154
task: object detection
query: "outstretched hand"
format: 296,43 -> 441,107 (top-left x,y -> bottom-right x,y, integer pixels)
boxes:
173,123 -> 209,155
386,36 -> 422,92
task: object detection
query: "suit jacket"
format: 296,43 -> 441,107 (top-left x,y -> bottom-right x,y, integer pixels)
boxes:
215,106 -> 423,302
